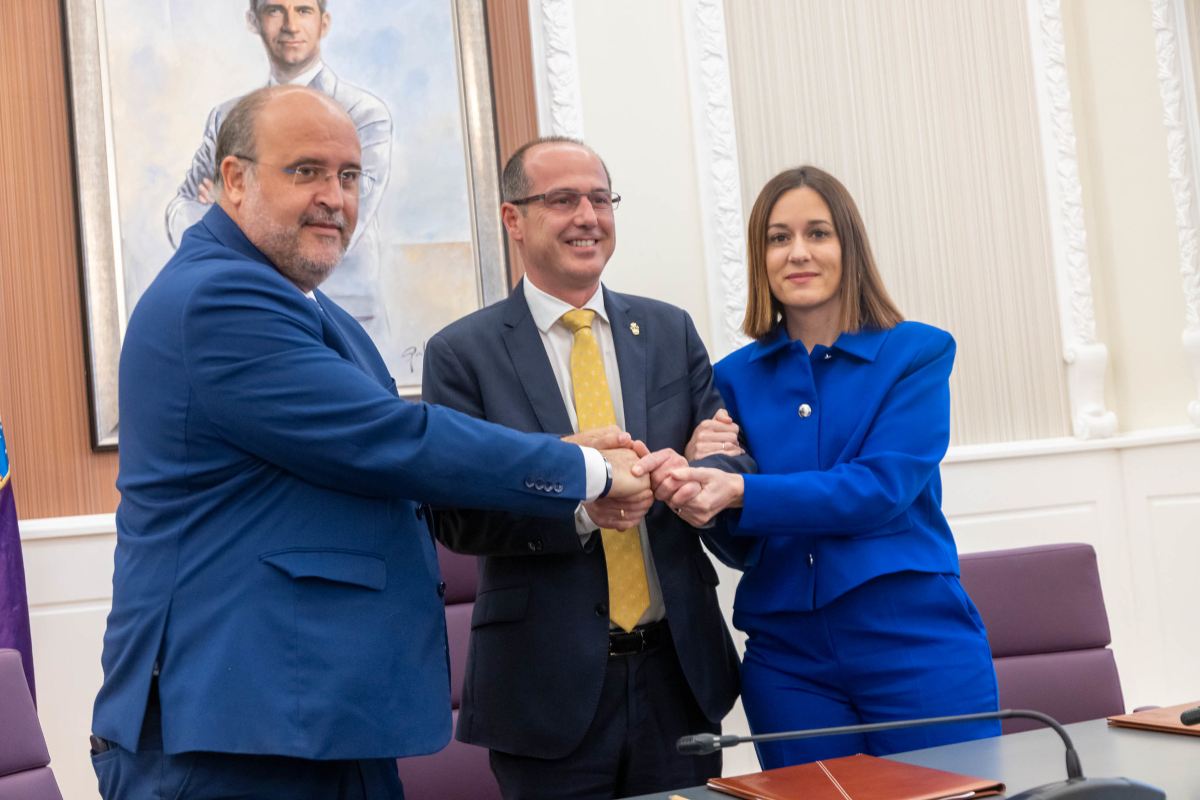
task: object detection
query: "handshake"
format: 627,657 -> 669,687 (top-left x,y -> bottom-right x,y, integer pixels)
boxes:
564,410 -> 747,531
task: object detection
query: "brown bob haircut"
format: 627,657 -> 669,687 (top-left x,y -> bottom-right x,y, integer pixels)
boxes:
742,165 -> 903,341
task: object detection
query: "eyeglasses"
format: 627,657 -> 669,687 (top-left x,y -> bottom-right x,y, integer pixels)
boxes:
508,189 -> 621,213
233,155 -> 377,197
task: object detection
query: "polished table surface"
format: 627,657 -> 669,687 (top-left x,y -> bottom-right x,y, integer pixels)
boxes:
623,719 -> 1199,799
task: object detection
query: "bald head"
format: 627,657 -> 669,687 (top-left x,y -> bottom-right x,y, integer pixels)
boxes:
216,86 -> 361,292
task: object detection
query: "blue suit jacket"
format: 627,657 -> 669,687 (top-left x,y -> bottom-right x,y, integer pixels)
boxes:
92,207 -> 587,760
422,284 -> 744,759
713,322 -> 962,615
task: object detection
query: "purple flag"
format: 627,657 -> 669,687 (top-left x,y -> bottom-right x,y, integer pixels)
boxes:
0,418 -> 35,701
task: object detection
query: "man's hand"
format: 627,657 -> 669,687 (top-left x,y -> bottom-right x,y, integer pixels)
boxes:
566,425 -> 650,457
585,486 -> 654,530
602,446 -> 652,498
684,409 -> 744,460
197,177 -> 216,205
664,466 -> 744,527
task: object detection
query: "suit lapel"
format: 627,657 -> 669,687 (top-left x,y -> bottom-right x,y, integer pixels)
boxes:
502,286 -> 574,435
314,292 -> 367,372
605,289 -> 647,443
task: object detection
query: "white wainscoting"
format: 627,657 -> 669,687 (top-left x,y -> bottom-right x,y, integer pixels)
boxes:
21,433 -> 1200,795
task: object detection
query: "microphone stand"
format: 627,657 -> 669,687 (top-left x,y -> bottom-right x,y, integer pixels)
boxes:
678,708 -> 1164,799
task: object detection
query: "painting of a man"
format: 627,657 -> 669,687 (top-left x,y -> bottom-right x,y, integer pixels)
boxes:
165,1 -> 393,344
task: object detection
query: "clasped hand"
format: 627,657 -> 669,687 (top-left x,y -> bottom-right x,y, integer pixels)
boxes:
564,410 -> 745,529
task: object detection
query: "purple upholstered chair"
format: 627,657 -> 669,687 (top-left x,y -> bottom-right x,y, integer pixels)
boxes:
0,649 -> 63,800
958,543 -> 1125,733
395,545 -> 501,799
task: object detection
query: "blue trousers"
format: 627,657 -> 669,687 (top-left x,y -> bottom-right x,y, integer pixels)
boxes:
92,680 -> 405,800
737,570 -> 1000,769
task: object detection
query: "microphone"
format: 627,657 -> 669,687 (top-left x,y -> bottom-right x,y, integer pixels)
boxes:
677,708 -> 1164,799
1180,704 -> 1200,726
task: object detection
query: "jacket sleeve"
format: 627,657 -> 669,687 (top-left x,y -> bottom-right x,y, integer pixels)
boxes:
677,311 -> 756,566
735,332 -> 954,536
181,268 -> 585,517
421,331 -> 585,556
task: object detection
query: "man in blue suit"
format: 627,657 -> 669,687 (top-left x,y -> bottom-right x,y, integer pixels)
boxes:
423,138 -> 749,800
91,88 -> 656,800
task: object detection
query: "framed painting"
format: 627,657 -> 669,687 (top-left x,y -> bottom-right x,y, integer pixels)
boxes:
62,0 -> 509,448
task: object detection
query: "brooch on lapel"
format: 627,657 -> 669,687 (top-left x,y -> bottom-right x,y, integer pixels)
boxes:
629,322 -> 641,336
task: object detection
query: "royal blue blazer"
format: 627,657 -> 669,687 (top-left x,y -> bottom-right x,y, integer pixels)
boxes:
713,321 -> 962,615
92,207 -> 587,760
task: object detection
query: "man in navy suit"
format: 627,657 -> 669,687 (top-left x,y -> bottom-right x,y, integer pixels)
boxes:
91,88 -> 656,800
423,138 -> 750,800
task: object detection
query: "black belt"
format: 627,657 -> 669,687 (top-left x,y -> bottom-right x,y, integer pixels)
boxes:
608,619 -> 669,657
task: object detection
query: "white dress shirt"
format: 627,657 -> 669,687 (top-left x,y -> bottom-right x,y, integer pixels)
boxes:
523,278 -> 666,626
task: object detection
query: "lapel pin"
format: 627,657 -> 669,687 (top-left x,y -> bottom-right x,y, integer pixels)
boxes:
629,322 -> 640,336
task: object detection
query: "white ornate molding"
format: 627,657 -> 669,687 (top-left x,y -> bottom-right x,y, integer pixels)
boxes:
527,0 -> 584,138
681,0 -> 748,358
1151,0 -> 1200,425
1026,0 -> 1118,438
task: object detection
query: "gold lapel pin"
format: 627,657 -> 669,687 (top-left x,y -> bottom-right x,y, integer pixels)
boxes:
629,322 -> 640,336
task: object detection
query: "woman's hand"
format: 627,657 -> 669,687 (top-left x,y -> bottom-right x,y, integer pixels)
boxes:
684,409 -> 744,460
666,467 -> 745,527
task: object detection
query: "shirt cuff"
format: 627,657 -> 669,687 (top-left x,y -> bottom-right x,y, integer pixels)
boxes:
575,504 -> 599,540
580,446 -> 608,502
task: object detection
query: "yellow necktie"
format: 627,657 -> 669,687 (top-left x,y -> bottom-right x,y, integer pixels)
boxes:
560,309 -> 650,632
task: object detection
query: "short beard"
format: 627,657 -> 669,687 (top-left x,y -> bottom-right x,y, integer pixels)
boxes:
256,217 -> 346,292
241,181 -> 349,292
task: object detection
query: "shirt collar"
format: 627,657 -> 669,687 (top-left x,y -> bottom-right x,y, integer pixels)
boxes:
747,323 -> 890,363
522,278 -> 607,334
268,60 -> 325,88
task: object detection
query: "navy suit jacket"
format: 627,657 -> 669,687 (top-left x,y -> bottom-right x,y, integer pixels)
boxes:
422,283 -> 744,759
92,208 -> 588,760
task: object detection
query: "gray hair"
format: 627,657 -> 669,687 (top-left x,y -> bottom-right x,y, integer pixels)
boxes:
501,136 -> 611,202
213,87 -> 280,191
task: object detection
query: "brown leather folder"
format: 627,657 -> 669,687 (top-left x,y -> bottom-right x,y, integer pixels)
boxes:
706,753 -> 1004,800
1107,701 -> 1200,737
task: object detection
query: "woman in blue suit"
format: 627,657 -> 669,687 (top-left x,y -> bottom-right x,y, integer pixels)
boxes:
672,166 -> 999,768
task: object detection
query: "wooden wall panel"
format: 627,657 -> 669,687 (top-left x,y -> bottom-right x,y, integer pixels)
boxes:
485,0 -> 539,284
0,0 -> 119,520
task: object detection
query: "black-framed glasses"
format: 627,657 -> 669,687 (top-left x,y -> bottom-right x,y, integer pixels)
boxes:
508,189 -> 621,213
233,155 -> 377,197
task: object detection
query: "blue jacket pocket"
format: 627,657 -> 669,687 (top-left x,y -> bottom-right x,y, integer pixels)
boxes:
260,549 -> 387,591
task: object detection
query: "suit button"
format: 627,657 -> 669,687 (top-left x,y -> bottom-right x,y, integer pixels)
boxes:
437,581 -> 447,597
594,602 -> 608,617
525,479 -> 535,488
798,403 -> 812,418
527,538 -> 544,552
535,480 -> 547,491
553,483 -> 564,493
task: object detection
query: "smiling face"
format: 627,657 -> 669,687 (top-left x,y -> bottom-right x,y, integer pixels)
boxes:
501,142 -> 615,307
250,1 -> 330,78
219,88 -> 360,292
765,186 -> 844,340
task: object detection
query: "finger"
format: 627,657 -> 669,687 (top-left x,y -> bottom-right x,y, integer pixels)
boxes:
667,481 -> 703,507
630,439 -> 651,458
669,466 -> 705,485
632,448 -> 675,477
714,408 -> 734,424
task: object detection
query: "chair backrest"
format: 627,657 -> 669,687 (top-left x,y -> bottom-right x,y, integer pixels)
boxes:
0,649 -> 63,800
958,543 -> 1125,733
395,544 -> 501,799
